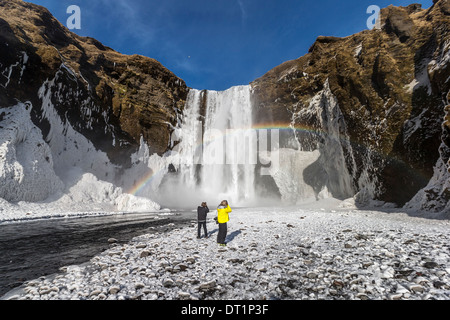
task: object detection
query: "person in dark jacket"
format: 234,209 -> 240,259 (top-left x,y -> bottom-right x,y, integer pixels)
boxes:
197,202 -> 209,239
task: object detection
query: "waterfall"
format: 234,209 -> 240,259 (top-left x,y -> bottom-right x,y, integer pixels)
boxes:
200,86 -> 256,203
157,85 -> 259,207
150,81 -> 357,209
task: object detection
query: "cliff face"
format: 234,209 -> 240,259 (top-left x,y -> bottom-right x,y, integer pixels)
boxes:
0,0 -> 188,164
252,0 -> 450,213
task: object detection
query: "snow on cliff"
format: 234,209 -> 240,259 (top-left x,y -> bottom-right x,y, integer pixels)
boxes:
0,101 -> 160,222
0,102 -> 63,203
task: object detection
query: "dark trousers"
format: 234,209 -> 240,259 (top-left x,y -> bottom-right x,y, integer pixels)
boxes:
198,222 -> 207,238
217,223 -> 227,244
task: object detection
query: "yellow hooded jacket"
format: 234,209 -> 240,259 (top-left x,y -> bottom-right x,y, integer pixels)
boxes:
217,205 -> 232,224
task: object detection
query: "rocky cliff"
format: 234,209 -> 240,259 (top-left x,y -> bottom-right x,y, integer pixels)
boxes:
0,0 -> 188,163
252,0 -> 450,214
0,0 -> 187,210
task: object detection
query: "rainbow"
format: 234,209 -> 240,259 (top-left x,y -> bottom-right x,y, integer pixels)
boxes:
128,168 -> 163,197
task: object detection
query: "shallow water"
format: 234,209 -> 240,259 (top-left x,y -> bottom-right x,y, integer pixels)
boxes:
0,211 -> 195,296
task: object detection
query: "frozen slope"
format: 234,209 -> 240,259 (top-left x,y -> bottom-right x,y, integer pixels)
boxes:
0,102 -> 63,203
0,99 -> 161,221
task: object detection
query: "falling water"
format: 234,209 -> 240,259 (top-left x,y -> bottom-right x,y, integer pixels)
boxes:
157,86 -> 259,207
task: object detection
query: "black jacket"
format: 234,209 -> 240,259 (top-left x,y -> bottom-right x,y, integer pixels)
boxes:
197,206 -> 209,222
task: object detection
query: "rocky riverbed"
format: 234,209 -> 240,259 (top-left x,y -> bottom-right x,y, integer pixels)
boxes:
3,205 -> 450,300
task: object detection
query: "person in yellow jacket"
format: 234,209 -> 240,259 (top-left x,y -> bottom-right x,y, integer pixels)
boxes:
217,200 -> 232,246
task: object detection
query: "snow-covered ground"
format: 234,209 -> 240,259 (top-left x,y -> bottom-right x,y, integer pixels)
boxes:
4,200 -> 449,300
0,171 -> 163,223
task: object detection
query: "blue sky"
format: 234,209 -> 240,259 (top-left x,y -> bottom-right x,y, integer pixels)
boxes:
26,0 -> 433,91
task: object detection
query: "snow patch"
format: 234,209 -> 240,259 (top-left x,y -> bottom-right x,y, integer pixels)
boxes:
0,166 -> 162,222
354,43 -> 363,58
115,194 -> 161,213
0,102 -> 63,202
404,59 -> 432,95
0,51 -> 28,88
429,40 -> 450,76
403,109 -> 427,143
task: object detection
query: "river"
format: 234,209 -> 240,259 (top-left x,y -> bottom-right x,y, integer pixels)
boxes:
0,211 -> 195,296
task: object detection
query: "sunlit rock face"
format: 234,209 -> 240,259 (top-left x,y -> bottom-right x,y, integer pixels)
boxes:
0,0 -> 188,163
251,1 -> 450,212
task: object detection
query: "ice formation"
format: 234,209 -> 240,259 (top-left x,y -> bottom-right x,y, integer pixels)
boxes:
0,70 -> 162,220
0,102 -> 63,203
405,147 -> 450,217
292,80 -> 358,200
